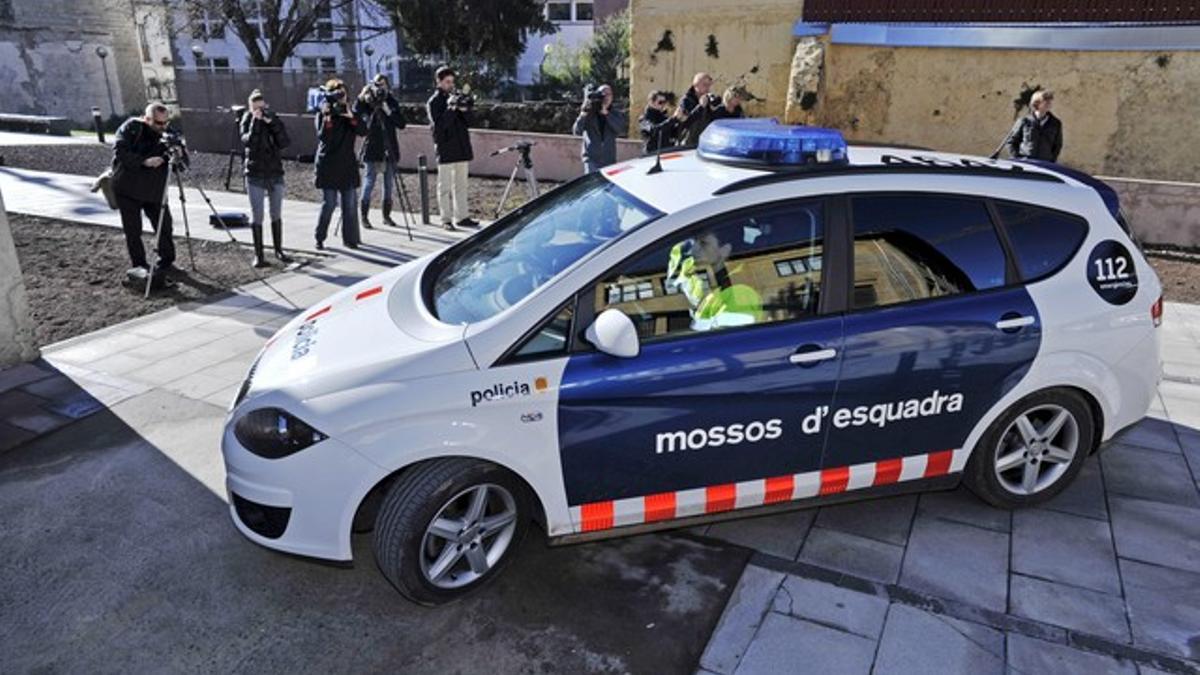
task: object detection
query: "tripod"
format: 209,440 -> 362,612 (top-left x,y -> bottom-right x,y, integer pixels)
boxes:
359,102 -> 415,241
144,148 -> 294,309
491,141 -> 539,219
223,106 -> 246,191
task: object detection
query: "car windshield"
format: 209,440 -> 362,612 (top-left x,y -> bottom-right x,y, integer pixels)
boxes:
430,173 -> 660,324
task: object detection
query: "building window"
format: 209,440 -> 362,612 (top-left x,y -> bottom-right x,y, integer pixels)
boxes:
137,23 -> 152,63
197,57 -> 231,72
314,4 -> 334,39
546,1 -> 571,22
301,56 -> 337,77
193,11 -> 225,40
575,2 -> 594,21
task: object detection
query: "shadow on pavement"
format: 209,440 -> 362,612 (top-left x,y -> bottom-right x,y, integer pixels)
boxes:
0,383 -> 749,674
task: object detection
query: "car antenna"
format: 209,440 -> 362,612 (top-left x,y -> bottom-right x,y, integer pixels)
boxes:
647,128 -> 664,175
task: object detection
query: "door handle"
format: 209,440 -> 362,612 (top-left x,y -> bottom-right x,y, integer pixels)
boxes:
995,314 -> 1035,332
789,347 -> 838,365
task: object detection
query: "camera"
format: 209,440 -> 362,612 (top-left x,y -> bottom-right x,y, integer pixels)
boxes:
583,84 -> 606,113
447,89 -> 475,112
159,128 -> 188,165
704,92 -> 722,109
322,87 -> 348,115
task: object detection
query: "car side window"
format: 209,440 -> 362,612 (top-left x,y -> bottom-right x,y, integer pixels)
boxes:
593,200 -> 824,342
850,195 -> 1006,310
993,201 -> 1088,282
510,304 -> 575,360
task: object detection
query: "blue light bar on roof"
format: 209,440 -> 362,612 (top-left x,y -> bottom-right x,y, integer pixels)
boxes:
698,119 -> 849,167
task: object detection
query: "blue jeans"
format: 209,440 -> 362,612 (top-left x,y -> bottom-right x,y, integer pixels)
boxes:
361,161 -> 396,207
246,176 -> 284,226
316,187 -> 359,246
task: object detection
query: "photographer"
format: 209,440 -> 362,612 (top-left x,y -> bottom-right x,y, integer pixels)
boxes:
426,66 -> 476,230
314,78 -> 367,250
638,90 -> 679,154
572,83 -> 625,174
676,72 -> 715,147
111,102 -> 175,273
240,89 -> 291,268
353,74 -> 406,228
715,87 -> 747,121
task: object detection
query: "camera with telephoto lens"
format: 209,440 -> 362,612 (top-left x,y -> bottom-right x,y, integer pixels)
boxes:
583,83 -> 606,113
704,92 -> 722,109
160,128 -> 188,165
322,87 -> 348,115
447,89 -> 475,112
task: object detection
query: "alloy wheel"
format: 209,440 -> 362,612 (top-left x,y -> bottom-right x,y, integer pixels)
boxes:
418,483 -> 519,589
993,403 -> 1080,496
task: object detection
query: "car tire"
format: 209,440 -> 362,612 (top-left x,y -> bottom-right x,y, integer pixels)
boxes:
964,388 -> 1095,509
373,458 -> 530,606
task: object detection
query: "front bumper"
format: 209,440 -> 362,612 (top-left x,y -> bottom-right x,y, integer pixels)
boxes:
221,422 -> 387,561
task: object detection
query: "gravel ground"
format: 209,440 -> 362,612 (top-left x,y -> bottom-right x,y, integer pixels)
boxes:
10,213 -> 313,346
1148,252 -> 1200,304
0,143 -> 559,220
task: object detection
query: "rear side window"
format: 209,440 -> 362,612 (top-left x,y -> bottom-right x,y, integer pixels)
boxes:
994,202 -> 1088,282
850,195 -> 1007,310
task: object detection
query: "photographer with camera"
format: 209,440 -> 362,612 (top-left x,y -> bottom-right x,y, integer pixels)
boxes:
353,74 -> 407,228
638,90 -> 679,154
572,83 -> 625,174
676,72 -> 715,147
110,102 -> 176,273
314,78 -> 367,250
426,66 -> 477,230
240,89 -> 291,268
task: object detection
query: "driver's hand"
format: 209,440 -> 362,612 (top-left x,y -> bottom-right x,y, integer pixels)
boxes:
143,156 -> 165,168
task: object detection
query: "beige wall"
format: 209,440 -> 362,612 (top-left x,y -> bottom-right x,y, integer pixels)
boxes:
629,0 -> 802,133
816,44 -> 1200,183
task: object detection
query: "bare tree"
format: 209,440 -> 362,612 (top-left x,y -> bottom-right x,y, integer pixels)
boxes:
178,0 -> 374,67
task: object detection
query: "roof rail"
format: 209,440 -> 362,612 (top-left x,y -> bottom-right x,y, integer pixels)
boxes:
713,155 -> 1064,195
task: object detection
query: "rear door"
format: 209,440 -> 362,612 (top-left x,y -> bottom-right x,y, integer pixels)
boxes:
556,199 -> 844,531
824,193 -> 1042,481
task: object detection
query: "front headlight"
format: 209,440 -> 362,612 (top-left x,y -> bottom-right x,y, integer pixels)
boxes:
234,408 -> 328,459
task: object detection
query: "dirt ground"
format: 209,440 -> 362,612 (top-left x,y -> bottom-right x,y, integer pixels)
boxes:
0,144 -> 559,220
1148,252 -> 1200,305
9,213 -> 309,347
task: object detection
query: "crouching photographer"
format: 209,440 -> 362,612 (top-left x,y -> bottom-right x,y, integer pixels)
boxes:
111,102 -> 176,273
240,89 -> 291,267
572,83 -> 625,174
314,78 -> 366,250
353,74 -> 406,228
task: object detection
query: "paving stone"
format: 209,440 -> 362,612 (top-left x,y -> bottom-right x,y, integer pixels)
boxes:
1113,417 -> 1184,454
771,575 -> 888,640
163,372 -> 240,402
85,351 -> 154,377
1178,429 -> 1200,485
872,604 -> 1004,675
0,420 -> 36,452
700,565 -> 785,675
798,526 -> 904,584
899,515 -> 1009,611
733,611 -> 875,675
1118,559 -> 1200,661
1102,443 -> 1200,508
917,487 -> 1010,533
1012,509 -> 1121,595
0,361 -> 54,394
0,389 -> 72,435
203,383 -> 239,410
1041,457 -> 1109,521
705,509 -> 814,560
814,494 -> 917,546
1006,633 -> 1137,675
1109,497 -> 1200,574
1009,574 -> 1130,643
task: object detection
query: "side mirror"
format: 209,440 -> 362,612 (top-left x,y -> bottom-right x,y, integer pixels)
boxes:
585,309 -> 640,358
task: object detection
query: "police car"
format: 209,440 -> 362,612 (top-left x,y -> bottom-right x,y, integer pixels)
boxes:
222,119 -> 1162,604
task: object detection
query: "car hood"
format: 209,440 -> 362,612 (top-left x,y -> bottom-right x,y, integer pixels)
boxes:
244,257 -> 476,404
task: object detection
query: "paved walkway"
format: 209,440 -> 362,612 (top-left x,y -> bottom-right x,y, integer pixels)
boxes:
0,165 -> 467,266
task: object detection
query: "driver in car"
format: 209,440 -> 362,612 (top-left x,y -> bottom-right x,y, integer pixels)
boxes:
666,228 -> 763,331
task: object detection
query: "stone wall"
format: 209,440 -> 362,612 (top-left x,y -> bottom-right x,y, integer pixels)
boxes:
0,0 -> 147,124
628,0 -> 802,134
0,189 -> 39,366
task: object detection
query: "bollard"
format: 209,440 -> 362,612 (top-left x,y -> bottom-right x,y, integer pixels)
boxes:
417,154 -> 431,225
91,107 -> 105,144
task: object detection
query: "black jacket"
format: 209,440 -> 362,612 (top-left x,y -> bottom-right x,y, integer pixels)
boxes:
1007,112 -> 1063,162
314,111 -> 366,190
427,90 -> 473,164
240,111 -> 291,179
638,106 -> 678,153
572,107 -> 626,166
676,86 -> 725,147
354,94 -> 406,163
111,117 -> 169,203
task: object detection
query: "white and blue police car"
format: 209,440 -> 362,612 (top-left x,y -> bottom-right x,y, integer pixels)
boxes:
222,119 -> 1163,604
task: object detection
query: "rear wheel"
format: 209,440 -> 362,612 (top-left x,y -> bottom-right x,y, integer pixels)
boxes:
964,389 -> 1095,509
373,458 -> 530,605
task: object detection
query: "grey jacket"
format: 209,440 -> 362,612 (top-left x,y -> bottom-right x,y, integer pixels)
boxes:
1006,112 -> 1063,162
572,108 -> 626,168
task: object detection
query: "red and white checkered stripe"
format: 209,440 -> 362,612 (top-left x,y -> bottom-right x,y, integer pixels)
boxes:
568,448 -> 970,533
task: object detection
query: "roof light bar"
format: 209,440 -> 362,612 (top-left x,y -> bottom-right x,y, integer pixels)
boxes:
698,119 -> 849,167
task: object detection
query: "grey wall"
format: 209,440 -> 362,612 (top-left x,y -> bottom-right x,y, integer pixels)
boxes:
0,189 -> 39,366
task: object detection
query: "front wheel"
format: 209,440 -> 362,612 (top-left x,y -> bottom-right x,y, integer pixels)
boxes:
373,458 -> 530,605
964,389 -> 1095,509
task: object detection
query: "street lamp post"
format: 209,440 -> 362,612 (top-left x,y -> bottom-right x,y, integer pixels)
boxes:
192,44 -> 212,112
96,46 -> 117,117
364,44 -> 375,83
